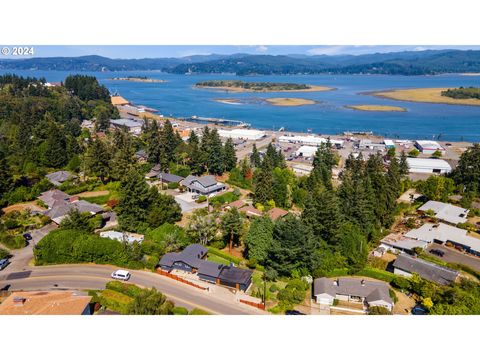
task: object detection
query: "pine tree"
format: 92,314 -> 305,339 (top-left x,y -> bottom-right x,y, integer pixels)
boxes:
84,138 -> 111,182
250,143 -> 262,168
254,165 -> 274,204
221,207 -> 244,252
161,120 -> 179,162
0,152 -> 12,202
43,120 -> 68,168
399,151 -> 409,177
244,216 -> 274,263
337,222 -> 368,272
223,137 -> 237,172
207,129 -> 224,175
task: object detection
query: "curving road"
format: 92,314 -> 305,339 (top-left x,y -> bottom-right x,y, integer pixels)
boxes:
0,226 -> 264,315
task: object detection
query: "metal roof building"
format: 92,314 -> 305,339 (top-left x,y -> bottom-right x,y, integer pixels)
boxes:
392,254 -> 459,285
406,157 -> 452,174
418,201 -> 469,224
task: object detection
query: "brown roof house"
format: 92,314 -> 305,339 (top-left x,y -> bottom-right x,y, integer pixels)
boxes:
0,291 -> 92,315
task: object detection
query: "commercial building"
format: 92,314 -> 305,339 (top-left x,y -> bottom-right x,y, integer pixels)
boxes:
110,118 -> 143,135
290,163 -> 313,176
406,157 -> 452,174
0,291 -> 92,315
217,128 -> 266,140
405,222 -> 480,256
418,200 -> 469,224
384,139 -> 395,149
392,254 -> 459,285
414,140 -> 445,155
295,145 -> 318,158
279,135 -> 344,148
357,139 -> 385,151
313,277 -> 393,311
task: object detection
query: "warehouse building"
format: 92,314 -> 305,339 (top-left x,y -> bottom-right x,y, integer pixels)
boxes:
279,135 -> 344,148
414,140 -> 445,155
406,157 -> 452,174
295,145 -> 318,158
218,128 -> 266,140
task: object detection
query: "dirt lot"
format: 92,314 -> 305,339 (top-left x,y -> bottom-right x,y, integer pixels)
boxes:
75,190 -> 109,197
393,290 -> 416,315
2,201 -> 44,214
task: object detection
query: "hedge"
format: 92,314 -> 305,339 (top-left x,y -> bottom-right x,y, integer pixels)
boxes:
105,281 -> 143,298
189,308 -> 210,315
99,289 -> 133,314
172,307 -> 189,315
356,267 -> 397,283
207,247 -> 241,265
324,268 -> 350,277
0,233 -> 26,250
0,248 -> 10,259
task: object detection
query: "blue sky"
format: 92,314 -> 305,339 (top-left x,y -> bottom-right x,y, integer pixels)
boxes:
3,45 -> 480,58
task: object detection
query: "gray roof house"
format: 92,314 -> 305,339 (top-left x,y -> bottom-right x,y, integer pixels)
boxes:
418,200 -> 469,225
392,254 -> 459,285
38,189 -> 70,208
313,277 -> 394,311
180,175 -> 226,196
45,171 -> 77,186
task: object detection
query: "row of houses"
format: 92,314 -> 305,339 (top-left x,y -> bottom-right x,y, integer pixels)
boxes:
159,244 -> 253,291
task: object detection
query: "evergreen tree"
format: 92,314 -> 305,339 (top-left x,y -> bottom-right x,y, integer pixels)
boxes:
254,164 -> 274,204
127,288 -> 174,315
399,150 -> 409,177
110,128 -> 136,181
244,216 -> 274,263
147,190 -> 182,228
337,222 -> 368,272
161,120 -> 179,162
84,138 -> 111,182
223,137 -> 237,172
94,105 -> 111,132
206,129 -> 224,175
250,143 -> 262,168
453,143 -> 480,192
221,207 -> 244,252
0,152 -> 12,203
42,120 -> 68,168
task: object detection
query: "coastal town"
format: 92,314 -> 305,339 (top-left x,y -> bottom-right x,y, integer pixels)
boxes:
1,69 -> 480,316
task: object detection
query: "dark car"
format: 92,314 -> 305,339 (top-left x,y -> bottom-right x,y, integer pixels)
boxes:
429,249 -> 445,257
285,310 -> 306,315
0,258 -> 10,271
411,305 -> 428,315
23,233 -> 32,241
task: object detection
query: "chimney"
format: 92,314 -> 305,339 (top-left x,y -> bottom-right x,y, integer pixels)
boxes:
361,279 -> 365,286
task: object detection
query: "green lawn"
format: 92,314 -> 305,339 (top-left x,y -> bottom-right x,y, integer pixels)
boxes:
207,253 -> 231,266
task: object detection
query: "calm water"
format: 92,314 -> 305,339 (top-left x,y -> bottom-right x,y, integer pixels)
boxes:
2,69 -> 480,141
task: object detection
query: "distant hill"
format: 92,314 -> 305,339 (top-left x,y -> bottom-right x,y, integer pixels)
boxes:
1,50 -> 480,75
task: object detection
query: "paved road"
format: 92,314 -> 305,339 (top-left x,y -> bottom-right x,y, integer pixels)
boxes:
427,244 -> 480,272
0,264 -> 264,315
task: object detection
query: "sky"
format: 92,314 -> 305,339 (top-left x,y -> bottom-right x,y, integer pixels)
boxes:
2,45 -> 480,59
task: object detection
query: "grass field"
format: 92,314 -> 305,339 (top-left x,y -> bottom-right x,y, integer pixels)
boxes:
346,104 -> 407,112
372,88 -> 480,106
265,98 -> 317,106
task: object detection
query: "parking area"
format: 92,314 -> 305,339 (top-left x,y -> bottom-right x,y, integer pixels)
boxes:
174,192 -> 207,213
427,243 -> 480,272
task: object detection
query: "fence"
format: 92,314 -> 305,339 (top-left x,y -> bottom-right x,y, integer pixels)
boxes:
240,299 -> 265,310
156,269 -> 208,291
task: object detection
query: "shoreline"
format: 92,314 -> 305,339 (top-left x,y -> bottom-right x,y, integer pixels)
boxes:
345,104 -> 407,112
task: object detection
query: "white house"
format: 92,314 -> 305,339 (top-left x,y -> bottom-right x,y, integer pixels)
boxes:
418,200 -> 469,224
406,157 -> 452,174
295,145 -> 318,158
312,277 -> 393,311
110,118 -> 143,136
217,129 -> 266,140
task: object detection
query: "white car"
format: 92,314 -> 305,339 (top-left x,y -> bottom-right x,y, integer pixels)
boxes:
111,269 -> 131,281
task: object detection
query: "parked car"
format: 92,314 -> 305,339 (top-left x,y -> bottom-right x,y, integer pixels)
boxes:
23,233 -> 32,241
111,269 -> 131,281
285,310 -> 306,315
429,249 -> 445,257
191,194 -> 200,200
411,305 -> 428,315
0,258 -> 10,271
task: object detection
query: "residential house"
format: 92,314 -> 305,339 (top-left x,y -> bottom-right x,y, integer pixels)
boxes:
0,291 -> 92,315
267,207 -> 289,221
223,199 -> 247,210
418,200 -> 469,225
180,175 -> 226,196
110,118 -> 143,135
159,245 -> 253,291
135,149 -> 148,163
392,254 -> 459,285
379,232 -> 429,255
45,171 -> 77,186
313,277 -> 394,311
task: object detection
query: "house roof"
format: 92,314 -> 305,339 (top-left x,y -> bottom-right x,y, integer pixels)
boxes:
180,175 -> 225,193
111,95 -> 130,106
218,266 -> 253,286
110,118 -> 143,128
198,260 -> 224,278
419,201 -> 468,224
393,254 -> 459,285
267,207 -> 289,221
224,200 -> 247,209
239,205 -> 262,217
159,244 -> 207,269
157,172 -> 184,183
313,277 -> 393,305
0,291 -> 91,315
45,171 -> 76,186
38,189 -> 69,208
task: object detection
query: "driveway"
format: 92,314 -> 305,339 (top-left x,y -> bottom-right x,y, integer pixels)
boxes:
174,193 -> 207,213
427,243 -> 480,272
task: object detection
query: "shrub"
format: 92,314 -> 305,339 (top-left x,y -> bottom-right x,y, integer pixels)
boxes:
196,195 -> 207,203
246,258 -> 258,269
4,218 -> 20,229
167,182 -> 179,190
390,276 -> 411,290
0,233 -> 25,249
408,149 -> 420,157
368,306 -> 392,315
99,289 -> 133,314
0,248 -> 10,259
277,279 -> 308,305
269,284 -> 279,293
356,267 -> 396,283
172,307 -> 189,315
106,199 -> 119,208
389,289 -> 398,303
189,308 -> 210,315
105,281 -> 143,298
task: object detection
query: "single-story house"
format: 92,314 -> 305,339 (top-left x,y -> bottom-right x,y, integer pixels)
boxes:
135,149 -> 148,162
180,175 -> 227,196
406,158 -> 452,174
267,208 -> 289,221
159,245 -> 253,291
414,140 -> 445,155
157,172 -> 184,184
418,200 -> 469,225
239,205 -> 263,218
0,291 -> 92,315
145,164 -> 162,179
379,232 -> 429,255
405,222 -> 480,257
392,254 -> 459,285
159,244 -> 208,273
38,189 -> 70,208
99,230 -> 144,243
313,277 -> 393,311
45,171 -> 78,186
223,199 -> 247,210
